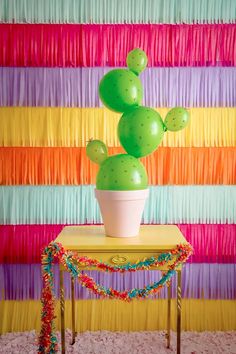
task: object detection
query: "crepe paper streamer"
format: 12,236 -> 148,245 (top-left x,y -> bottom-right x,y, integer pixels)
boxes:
1,299 -> 235,334
0,24 -> 235,67
1,263 -> 235,301
0,107 -> 235,147
0,0 -> 235,24
0,224 -> 235,264
0,185 -> 235,225
1,67 -> 235,108
0,147 -> 235,186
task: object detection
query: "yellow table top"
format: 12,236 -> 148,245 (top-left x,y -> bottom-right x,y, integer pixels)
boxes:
55,225 -> 187,252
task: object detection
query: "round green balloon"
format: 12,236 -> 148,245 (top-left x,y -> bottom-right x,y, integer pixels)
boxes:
118,106 -> 165,158
86,139 -> 108,165
164,107 -> 190,132
126,48 -> 148,75
98,69 -> 143,113
96,154 -> 148,190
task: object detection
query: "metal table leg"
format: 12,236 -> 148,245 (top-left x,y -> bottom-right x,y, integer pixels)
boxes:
71,276 -> 76,345
177,270 -> 182,354
166,280 -> 172,348
60,269 -> 65,354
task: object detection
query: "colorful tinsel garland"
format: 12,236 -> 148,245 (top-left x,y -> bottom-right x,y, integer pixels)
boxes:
38,241 -> 193,353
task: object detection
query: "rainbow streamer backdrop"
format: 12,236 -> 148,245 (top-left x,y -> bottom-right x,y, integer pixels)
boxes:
0,0 -> 235,333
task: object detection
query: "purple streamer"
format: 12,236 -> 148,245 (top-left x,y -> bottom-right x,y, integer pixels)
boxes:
1,264 -> 235,301
0,67 -> 235,107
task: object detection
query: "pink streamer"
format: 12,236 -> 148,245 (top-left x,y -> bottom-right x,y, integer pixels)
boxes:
0,24 -> 235,67
0,224 -> 235,264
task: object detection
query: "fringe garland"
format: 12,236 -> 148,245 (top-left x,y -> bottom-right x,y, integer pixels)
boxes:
0,24 -> 235,67
0,186 -> 235,225
0,67 -> 235,107
0,0 -> 235,24
0,147 -> 235,185
0,224 -> 235,264
38,241 -> 192,352
0,107 -> 235,147
1,263 -> 235,301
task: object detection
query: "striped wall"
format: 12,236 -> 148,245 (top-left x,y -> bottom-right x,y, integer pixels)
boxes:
0,0 -> 235,333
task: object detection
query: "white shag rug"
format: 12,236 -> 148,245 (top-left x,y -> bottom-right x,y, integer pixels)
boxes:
0,330 -> 236,354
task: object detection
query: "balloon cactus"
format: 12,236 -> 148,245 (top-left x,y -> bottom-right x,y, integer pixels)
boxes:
86,48 -> 190,191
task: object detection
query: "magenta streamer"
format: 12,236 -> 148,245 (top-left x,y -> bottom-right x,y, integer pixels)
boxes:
0,224 -> 235,264
0,67 -> 235,107
0,24 -> 235,67
1,263 -> 235,301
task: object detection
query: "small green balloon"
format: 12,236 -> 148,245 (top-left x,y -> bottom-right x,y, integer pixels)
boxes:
99,69 -> 143,113
96,154 -> 148,190
164,107 -> 190,132
118,106 -> 165,158
86,139 -> 108,165
126,48 -> 148,75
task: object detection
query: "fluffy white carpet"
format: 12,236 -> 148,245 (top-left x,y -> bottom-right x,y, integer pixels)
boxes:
0,330 -> 236,354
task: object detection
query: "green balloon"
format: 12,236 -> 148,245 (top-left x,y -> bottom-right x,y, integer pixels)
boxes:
164,107 -> 190,132
96,154 -> 148,190
118,106 -> 165,158
98,69 -> 143,113
86,139 -> 108,165
126,48 -> 148,75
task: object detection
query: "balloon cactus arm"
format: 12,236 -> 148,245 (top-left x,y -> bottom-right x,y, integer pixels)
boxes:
86,139 -> 108,165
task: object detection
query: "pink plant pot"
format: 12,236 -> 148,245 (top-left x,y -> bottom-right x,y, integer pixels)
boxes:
95,189 -> 149,237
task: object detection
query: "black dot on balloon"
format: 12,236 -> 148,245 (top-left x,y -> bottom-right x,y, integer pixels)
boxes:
132,56 -> 134,59
141,123 -> 144,126
130,79 -> 133,82
147,144 -> 150,146
94,149 -> 97,152
137,64 -> 140,66
139,53 -> 141,56
139,136 -> 142,139
111,169 -> 114,172
124,170 -> 127,173
133,165 -> 136,168
115,180 -> 118,183
125,89 -> 128,92
182,120 -> 185,122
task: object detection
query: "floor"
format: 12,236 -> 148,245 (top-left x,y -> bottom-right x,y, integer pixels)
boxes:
0,330 -> 236,354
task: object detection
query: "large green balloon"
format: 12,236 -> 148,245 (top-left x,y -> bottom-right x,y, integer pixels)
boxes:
118,106 -> 165,158
164,107 -> 190,132
98,69 -> 143,113
86,139 -> 108,165
96,154 -> 148,190
126,48 -> 148,75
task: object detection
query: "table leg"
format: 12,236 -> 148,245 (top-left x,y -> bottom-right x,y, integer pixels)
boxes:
177,270 -> 182,354
71,276 -> 76,345
60,269 -> 65,354
166,280 -> 172,348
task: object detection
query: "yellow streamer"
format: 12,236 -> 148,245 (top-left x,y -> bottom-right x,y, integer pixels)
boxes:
0,107 -> 235,147
0,299 -> 235,334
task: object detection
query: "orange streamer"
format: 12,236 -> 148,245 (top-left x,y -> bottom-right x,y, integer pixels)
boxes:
0,147 -> 235,185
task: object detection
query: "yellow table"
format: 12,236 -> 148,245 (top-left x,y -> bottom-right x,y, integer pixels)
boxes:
55,225 -> 188,354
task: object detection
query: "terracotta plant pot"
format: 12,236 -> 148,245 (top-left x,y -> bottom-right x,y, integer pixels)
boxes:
95,189 -> 149,237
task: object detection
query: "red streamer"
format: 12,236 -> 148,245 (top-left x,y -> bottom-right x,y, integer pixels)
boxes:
0,24 -> 235,67
0,224 -> 235,264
